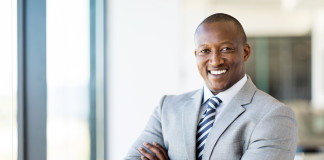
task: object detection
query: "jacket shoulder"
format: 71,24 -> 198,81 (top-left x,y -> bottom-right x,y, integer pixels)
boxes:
253,89 -> 286,107
164,88 -> 201,103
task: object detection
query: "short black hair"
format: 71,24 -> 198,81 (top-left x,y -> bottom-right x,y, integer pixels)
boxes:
195,13 -> 247,43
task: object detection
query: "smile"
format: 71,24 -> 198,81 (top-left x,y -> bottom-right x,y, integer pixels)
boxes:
209,69 -> 227,75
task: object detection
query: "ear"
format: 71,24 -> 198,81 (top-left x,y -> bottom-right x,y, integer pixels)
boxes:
194,50 -> 197,56
243,44 -> 250,61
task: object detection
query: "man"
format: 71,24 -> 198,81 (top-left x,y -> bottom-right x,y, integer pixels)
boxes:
125,13 -> 298,160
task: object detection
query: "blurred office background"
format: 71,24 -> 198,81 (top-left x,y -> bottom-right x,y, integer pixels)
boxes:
1,0 -> 324,160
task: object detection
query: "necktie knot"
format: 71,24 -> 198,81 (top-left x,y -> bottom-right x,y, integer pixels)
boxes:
206,96 -> 222,110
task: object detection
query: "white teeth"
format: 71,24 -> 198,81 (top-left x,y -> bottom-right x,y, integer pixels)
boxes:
210,70 -> 227,75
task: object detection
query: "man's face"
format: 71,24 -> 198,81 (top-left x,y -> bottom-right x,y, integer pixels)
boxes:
195,21 -> 250,95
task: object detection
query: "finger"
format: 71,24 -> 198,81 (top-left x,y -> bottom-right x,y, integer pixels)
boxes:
143,142 -> 166,160
153,142 -> 169,159
141,155 -> 149,160
138,147 -> 156,160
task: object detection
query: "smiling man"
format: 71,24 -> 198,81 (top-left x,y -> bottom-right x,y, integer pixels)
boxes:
125,13 -> 298,160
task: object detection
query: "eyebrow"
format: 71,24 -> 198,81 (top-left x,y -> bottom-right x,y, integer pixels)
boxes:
198,44 -> 209,47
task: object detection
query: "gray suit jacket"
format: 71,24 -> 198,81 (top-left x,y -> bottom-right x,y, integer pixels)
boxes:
126,78 -> 298,160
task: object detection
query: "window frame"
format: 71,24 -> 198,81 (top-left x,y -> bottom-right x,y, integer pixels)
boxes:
17,0 -> 107,159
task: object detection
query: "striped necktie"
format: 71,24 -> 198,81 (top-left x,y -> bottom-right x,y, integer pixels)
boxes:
196,97 -> 222,160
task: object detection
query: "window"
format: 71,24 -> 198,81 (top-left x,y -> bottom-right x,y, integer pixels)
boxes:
46,0 -> 91,159
247,36 -> 311,101
16,0 -> 106,159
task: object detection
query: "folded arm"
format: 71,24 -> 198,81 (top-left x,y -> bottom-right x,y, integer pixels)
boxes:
125,96 -> 168,160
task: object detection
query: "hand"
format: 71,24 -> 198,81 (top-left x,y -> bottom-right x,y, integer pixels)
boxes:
138,142 -> 170,160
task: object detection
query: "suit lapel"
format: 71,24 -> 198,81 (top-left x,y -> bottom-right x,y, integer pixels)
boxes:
202,77 -> 257,160
182,88 -> 203,160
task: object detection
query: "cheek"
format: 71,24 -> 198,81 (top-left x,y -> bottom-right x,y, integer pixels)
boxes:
228,54 -> 244,65
196,57 -> 207,68
231,59 -> 245,73
197,63 -> 206,75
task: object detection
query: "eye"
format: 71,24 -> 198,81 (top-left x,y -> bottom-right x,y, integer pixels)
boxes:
201,49 -> 207,53
199,49 -> 210,55
220,47 -> 234,53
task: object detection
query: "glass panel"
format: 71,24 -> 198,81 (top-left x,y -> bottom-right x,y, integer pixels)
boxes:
247,36 -> 311,101
46,0 -> 90,160
0,0 -> 17,159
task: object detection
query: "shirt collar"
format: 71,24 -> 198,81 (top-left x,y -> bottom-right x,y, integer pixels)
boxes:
203,74 -> 247,105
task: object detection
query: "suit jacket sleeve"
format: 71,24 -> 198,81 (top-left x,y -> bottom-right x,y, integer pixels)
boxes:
125,95 -> 167,160
241,104 -> 298,160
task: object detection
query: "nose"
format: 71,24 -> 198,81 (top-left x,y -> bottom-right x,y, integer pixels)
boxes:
209,52 -> 224,66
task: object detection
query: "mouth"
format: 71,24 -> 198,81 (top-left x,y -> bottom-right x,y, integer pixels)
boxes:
208,69 -> 228,76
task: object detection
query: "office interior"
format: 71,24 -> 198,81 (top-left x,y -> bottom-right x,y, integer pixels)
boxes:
1,0 -> 324,160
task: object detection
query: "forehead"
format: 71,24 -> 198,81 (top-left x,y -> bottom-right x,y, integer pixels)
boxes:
195,22 -> 240,46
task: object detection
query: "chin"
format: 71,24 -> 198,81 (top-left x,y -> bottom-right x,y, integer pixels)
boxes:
208,81 -> 227,90
208,85 -> 227,94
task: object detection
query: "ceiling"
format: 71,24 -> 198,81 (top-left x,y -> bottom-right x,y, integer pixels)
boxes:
184,0 -> 324,36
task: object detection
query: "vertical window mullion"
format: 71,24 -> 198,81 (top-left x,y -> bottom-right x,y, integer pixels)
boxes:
89,0 -> 97,160
17,0 -> 47,160
90,0 -> 106,159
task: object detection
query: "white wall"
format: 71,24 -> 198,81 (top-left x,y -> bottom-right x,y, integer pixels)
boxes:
106,0 -> 202,159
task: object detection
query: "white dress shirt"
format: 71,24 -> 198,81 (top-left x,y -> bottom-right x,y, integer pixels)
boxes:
198,74 -> 247,123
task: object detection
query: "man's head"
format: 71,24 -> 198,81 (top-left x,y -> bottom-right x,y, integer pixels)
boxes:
194,13 -> 250,95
